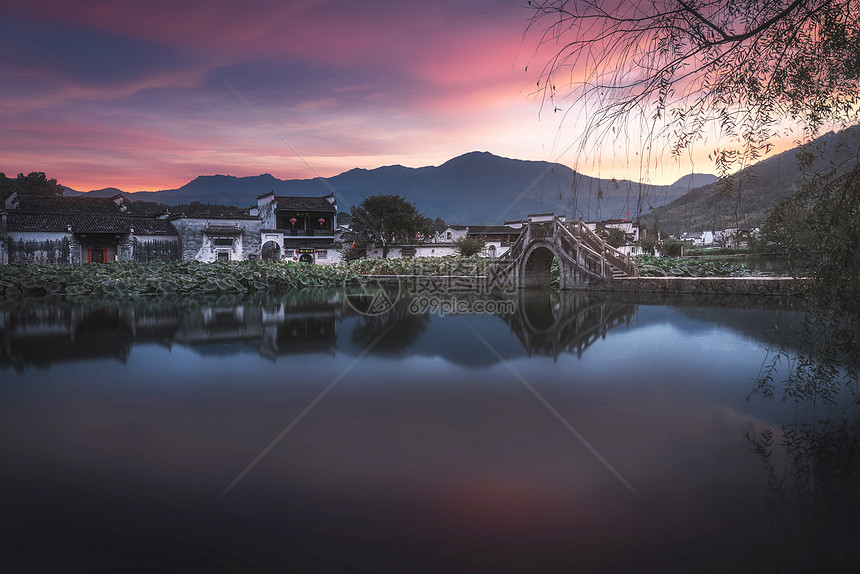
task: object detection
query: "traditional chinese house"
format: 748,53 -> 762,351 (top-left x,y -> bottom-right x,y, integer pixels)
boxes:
465,225 -> 521,245
1,193 -> 177,265
255,192 -> 338,263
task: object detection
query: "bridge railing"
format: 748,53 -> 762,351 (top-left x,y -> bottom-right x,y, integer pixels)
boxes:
493,217 -> 638,282
563,220 -> 638,277
557,223 -> 607,277
502,226 -> 529,261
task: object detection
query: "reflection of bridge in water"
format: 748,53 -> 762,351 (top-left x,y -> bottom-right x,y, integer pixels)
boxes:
501,290 -> 636,359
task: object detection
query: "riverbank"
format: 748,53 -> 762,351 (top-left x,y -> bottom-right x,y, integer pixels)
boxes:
599,276 -> 804,296
0,258 -> 802,300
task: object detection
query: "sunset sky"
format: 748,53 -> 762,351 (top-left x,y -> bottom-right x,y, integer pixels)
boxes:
1,0 -> 741,192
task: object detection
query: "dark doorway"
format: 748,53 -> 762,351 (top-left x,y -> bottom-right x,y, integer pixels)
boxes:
90,248 -> 104,263
299,253 -> 314,264
262,241 -> 281,261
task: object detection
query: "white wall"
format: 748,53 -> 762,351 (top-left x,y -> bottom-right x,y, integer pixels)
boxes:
366,245 -> 458,259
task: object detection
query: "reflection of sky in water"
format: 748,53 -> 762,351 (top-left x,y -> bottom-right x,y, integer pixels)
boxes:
0,294 -> 827,571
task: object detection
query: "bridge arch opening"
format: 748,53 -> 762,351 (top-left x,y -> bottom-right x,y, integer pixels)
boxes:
520,289 -> 559,331
522,245 -> 557,289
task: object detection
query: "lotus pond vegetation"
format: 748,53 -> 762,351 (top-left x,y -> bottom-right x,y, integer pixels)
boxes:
0,257 -> 496,300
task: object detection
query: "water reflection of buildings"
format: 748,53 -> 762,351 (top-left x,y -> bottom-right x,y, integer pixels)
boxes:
2,291 -> 639,370
172,307 -> 264,348
170,301 -> 342,359
260,301 -> 341,360
0,295 -> 346,370
502,290 -> 635,359
0,306 -> 182,371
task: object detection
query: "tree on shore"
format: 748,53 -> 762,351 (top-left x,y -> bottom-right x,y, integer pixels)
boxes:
526,1 -> 860,228
349,194 -> 425,258
527,3 -> 860,533
527,0 -> 859,168
453,236 -> 486,257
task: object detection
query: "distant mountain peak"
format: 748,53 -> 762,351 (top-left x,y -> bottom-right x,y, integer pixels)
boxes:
443,151 -> 508,165
71,147 -> 811,224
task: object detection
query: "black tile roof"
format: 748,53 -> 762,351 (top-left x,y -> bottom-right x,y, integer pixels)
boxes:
12,195 -> 122,215
467,225 -> 521,235
274,196 -> 336,212
204,224 -> 245,236
6,213 -> 176,235
169,214 -> 258,221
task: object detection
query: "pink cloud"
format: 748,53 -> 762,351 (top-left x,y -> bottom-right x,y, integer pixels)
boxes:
2,1 -> 717,192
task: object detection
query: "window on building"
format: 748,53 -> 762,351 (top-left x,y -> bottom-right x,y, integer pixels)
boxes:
317,249 -> 327,259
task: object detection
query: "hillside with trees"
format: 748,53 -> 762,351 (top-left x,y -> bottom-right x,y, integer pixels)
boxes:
640,127 -> 860,236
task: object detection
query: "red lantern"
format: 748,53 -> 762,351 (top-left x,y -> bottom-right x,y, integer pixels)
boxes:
290,217 -> 297,228
318,217 -> 325,228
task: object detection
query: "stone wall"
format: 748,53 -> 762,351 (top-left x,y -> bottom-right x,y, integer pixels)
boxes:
172,218 -> 262,262
7,231 -> 71,264
133,236 -> 180,262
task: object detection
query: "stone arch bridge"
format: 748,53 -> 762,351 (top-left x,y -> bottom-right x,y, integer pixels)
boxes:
494,217 -> 638,289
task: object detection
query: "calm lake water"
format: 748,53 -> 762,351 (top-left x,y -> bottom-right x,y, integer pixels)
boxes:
1,288 -> 855,572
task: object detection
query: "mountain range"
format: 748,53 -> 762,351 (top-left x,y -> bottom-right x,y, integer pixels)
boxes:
64,152 -> 716,225
641,126 -> 860,236
61,123 -> 860,232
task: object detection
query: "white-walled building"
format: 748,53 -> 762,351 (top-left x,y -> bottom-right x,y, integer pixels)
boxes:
680,230 -> 716,246
170,215 -> 261,262
584,219 -> 643,243
256,192 -> 339,264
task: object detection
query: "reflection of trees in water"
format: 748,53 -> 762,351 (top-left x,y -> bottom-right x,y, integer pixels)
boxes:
746,415 -> 860,570
350,299 -> 430,356
503,290 -> 635,359
746,283 -> 860,570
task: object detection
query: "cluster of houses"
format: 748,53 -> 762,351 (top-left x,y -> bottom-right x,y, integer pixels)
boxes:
0,190 -> 756,266
679,228 -> 759,248
0,191 -> 337,265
